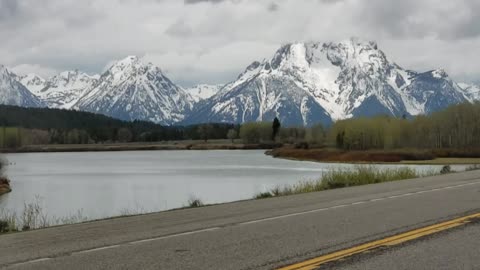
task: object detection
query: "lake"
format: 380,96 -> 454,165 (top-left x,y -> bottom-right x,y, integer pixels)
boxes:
0,150 -> 464,221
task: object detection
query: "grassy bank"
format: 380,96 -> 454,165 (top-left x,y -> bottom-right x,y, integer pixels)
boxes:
255,166 -> 434,199
0,195 -> 211,234
266,148 -> 480,164
0,201 -> 88,234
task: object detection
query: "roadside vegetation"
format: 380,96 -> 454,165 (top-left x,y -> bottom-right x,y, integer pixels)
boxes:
0,195 -> 210,234
255,166 -> 436,199
0,196 -> 88,234
186,196 -> 204,208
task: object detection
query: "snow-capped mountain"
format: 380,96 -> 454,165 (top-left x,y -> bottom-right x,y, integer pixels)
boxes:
19,73 -> 46,94
0,66 -> 44,107
185,84 -> 223,102
74,56 -> 194,125
21,71 -> 99,109
3,40 -> 474,126
183,38 -> 468,126
459,82 -> 480,102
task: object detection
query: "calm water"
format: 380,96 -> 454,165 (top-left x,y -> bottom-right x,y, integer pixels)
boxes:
0,150 -> 463,220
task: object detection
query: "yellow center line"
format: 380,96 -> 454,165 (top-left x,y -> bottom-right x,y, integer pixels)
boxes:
278,213 -> 480,270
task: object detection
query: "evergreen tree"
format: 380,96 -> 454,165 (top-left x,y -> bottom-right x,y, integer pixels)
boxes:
272,117 -> 281,141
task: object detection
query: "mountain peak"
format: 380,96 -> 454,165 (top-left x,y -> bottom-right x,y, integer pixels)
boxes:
107,55 -> 161,79
0,66 -> 44,108
431,69 -> 448,79
74,56 -> 193,125
0,65 -> 10,76
117,55 -> 141,65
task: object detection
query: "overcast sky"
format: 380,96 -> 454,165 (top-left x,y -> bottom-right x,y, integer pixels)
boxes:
1,0 -> 479,87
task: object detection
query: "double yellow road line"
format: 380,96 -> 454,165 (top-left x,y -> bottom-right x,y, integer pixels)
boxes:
279,212 -> 480,270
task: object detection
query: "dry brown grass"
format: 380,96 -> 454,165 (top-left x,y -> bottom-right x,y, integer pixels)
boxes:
0,178 -> 11,196
267,148 -> 436,163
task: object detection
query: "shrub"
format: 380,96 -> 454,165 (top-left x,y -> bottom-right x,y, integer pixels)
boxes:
255,192 -> 273,199
466,164 -> 480,171
440,165 -> 452,174
187,197 -> 204,208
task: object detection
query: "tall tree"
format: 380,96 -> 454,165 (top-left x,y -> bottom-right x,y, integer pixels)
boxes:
227,129 -> 237,143
272,117 -> 281,141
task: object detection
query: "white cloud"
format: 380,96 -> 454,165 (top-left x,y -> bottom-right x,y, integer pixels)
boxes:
1,0 -> 480,86
10,64 -> 58,79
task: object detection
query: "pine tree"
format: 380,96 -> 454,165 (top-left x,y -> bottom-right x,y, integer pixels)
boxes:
272,117 -> 281,141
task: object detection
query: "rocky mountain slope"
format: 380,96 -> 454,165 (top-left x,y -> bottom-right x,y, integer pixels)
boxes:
183,39 -> 469,126
185,84 -> 223,103
73,56 -> 194,125
459,82 -> 480,102
0,66 -> 44,108
21,71 -> 99,109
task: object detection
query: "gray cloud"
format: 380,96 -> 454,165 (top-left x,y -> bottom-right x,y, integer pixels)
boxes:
0,0 -> 18,21
267,2 -> 279,12
184,0 -> 230,4
1,0 -> 480,87
165,20 -> 194,37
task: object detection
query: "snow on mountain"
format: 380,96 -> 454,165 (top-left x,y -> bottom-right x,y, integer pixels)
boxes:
459,82 -> 480,102
74,56 -> 194,125
0,66 -> 44,107
22,71 -> 99,109
184,38 -> 468,126
402,69 -> 467,115
185,84 -> 223,102
19,73 -> 47,94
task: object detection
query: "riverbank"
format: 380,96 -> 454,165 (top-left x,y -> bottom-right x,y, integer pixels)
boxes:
0,141 -> 282,153
0,178 -> 11,196
255,166 -> 428,199
266,148 -> 480,164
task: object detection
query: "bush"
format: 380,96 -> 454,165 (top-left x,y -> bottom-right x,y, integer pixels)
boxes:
0,220 -> 9,233
255,192 -> 273,199
239,122 -> 272,143
466,164 -> 480,171
187,197 -> 204,208
440,165 -> 452,174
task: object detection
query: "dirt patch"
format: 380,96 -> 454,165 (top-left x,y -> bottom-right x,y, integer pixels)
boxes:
0,177 -> 11,196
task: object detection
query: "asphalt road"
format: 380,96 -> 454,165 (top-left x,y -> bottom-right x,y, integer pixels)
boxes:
331,220 -> 480,270
1,170 -> 480,270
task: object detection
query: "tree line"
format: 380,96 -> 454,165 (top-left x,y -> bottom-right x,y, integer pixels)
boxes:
2,102 -> 480,150
0,105 -> 236,148
237,102 -> 480,150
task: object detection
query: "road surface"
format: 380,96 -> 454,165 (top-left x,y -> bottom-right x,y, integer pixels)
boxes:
1,170 -> 480,269
331,221 -> 480,270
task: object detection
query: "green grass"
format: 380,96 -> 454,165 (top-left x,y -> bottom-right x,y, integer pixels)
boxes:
255,166 -> 435,199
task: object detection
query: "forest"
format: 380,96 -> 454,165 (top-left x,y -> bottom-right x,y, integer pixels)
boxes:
1,102 -> 480,151
0,105 -> 237,148
237,101 -> 480,151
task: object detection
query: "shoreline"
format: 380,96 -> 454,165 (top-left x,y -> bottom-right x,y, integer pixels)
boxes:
2,169 -> 477,235
266,148 -> 480,165
0,178 -> 11,196
1,142 -> 282,154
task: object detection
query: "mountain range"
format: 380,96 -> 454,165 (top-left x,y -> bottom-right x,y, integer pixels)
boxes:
1,38 -> 478,126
